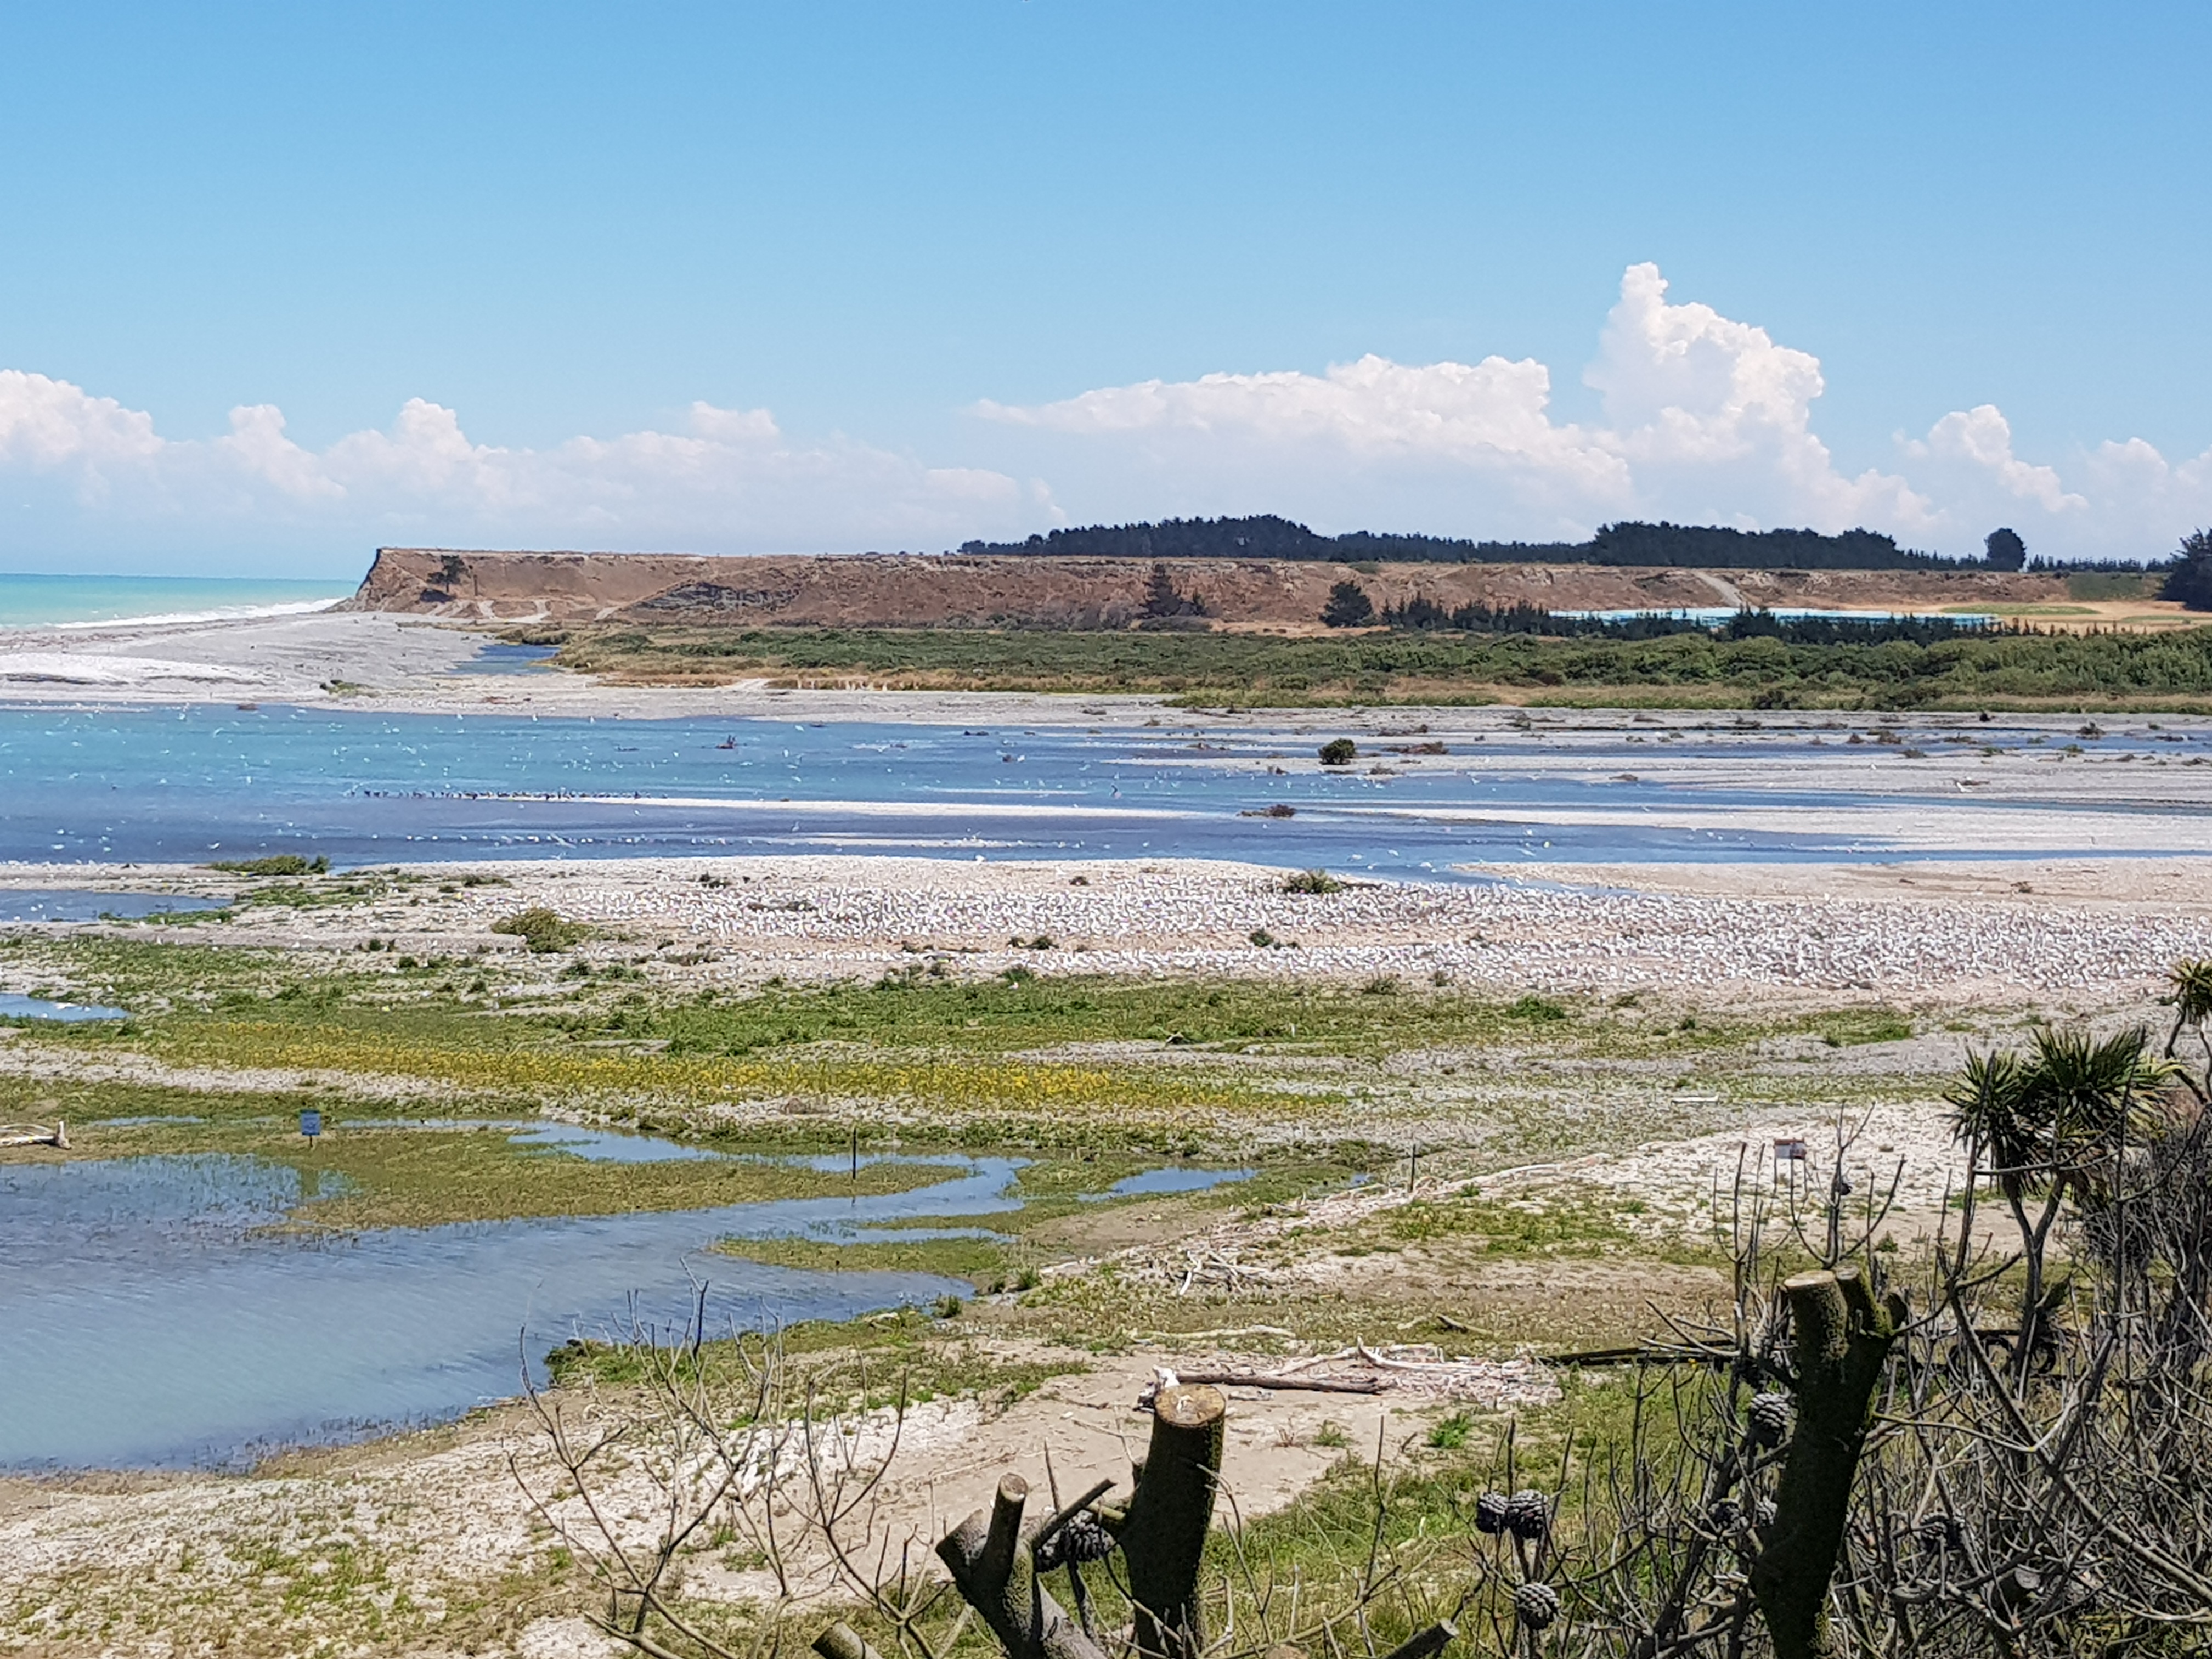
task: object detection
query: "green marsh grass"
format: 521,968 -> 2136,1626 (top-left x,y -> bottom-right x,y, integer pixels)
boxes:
9,1110 -> 947,1231
537,619 -> 2212,712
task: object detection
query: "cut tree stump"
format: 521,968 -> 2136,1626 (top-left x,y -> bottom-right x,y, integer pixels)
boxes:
1115,1384 -> 1227,1659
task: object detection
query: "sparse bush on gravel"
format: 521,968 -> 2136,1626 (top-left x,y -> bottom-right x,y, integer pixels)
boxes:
492,907 -> 592,953
207,853 -> 329,876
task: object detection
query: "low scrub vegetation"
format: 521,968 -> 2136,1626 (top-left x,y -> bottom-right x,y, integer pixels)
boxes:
538,622 -> 2212,709
492,906 -> 594,952
206,853 -> 330,876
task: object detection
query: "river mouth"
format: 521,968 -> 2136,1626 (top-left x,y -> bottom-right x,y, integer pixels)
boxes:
0,1124 -> 1254,1472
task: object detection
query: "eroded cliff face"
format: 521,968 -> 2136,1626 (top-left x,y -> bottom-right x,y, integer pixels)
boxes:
347,546 -> 2069,629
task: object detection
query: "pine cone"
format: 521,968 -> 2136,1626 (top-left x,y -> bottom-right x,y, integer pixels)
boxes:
1707,1498 -> 1741,1530
1473,1492 -> 1510,1534
1034,1511 -> 1115,1572
1513,1580 -> 1561,1631
1747,1391 -> 1793,1447
1916,1514 -> 1964,1554
1505,1488 -> 1551,1541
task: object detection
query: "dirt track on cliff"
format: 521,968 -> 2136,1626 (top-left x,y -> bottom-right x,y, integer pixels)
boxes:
351,546 -> 2074,629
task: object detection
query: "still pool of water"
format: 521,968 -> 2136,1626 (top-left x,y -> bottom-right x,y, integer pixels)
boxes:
0,704 -> 2193,873
0,991 -> 127,1022
1088,1165 -> 1255,1199
0,890 -> 222,923
0,1147 -> 1017,1470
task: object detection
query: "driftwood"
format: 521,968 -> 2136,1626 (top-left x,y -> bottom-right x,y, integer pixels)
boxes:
1136,1370 -> 1383,1404
0,1121 -> 65,1149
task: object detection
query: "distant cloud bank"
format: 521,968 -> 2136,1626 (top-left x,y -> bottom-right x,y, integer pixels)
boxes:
983,265 -> 2209,562
0,380 -> 1038,562
2,264 -> 2207,569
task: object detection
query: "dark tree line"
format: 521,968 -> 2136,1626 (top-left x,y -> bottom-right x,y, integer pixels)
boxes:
1340,589 -> 2000,646
959,516 -> 2212,583
962,516 -> 1956,571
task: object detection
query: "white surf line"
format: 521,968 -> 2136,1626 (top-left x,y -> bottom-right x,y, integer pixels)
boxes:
42,599 -> 347,631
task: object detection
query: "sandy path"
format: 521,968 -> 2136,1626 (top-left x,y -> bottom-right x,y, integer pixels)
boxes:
0,1341 -> 1499,1659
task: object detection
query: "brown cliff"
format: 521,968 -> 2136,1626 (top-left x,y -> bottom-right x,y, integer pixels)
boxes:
348,546 -> 2071,630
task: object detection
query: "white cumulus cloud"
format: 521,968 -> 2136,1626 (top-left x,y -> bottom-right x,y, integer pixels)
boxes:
0,370 -> 163,473
981,263 -> 1940,539
0,380 -> 1037,565
980,263 -> 2212,561
4,263 -> 2211,568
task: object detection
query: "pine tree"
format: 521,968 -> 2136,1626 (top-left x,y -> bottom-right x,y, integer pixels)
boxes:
1320,580 -> 1374,628
1142,562 -> 1204,618
2163,528 -> 2212,611
1984,527 -> 2027,570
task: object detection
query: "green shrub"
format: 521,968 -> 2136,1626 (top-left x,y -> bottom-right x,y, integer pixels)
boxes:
1508,995 -> 1569,1022
1317,737 -> 1359,766
1426,1410 -> 1474,1449
208,854 -> 329,876
1282,868 -> 1344,894
491,907 -> 591,953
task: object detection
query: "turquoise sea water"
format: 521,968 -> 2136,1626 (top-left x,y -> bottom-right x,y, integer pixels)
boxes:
0,572 -> 354,628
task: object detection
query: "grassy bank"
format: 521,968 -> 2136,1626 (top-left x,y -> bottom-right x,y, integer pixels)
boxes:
0,936 -> 1955,1162
0,929 -> 2057,1658
528,620 -> 2212,709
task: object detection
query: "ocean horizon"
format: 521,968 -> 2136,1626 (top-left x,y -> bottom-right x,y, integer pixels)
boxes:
0,572 -> 357,629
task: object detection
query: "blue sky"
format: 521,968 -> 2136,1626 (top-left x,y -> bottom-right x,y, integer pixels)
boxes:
1,2 -> 2207,575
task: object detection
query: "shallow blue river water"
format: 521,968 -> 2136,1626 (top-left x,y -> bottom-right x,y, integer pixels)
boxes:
0,701 -> 2198,1467
2,704 -> 2196,873
0,1144 -> 1012,1469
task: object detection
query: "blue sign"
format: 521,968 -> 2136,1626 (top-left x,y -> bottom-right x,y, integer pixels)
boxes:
300,1109 -> 323,1140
